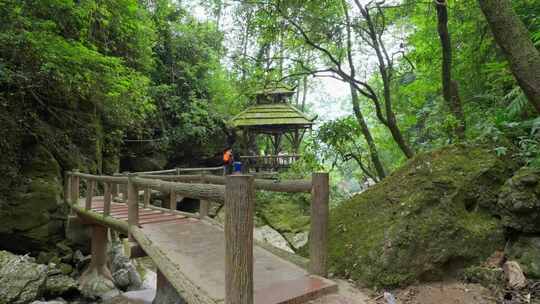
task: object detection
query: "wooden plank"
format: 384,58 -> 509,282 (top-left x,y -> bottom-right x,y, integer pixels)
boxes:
309,172 -> 329,277
139,215 -> 186,225
129,226 -> 217,304
144,204 -> 200,219
225,175 -> 254,304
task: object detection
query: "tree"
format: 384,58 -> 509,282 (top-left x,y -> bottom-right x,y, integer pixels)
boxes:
478,0 -> 540,114
435,0 -> 466,139
342,0 -> 386,179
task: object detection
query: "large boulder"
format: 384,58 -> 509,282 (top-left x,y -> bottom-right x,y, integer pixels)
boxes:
109,240 -> 142,291
497,167 -> 540,233
0,144 -> 68,254
507,235 -> 540,279
0,251 -> 48,304
328,144 -> 517,288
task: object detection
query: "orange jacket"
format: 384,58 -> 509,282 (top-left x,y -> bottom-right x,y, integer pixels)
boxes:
223,150 -> 233,164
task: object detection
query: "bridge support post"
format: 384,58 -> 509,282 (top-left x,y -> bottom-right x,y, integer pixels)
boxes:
79,225 -> 116,298
225,175 -> 254,304
127,175 -> 139,242
153,270 -> 185,304
309,172 -> 329,277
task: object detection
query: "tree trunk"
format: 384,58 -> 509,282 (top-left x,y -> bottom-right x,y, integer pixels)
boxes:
342,0 -> 386,180
478,0 -> 540,114
350,84 -> 386,180
356,2 -> 415,158
435,1 -> 466,139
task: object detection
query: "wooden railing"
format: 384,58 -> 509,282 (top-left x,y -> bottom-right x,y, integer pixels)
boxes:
135,166 -> 224,175
241,154 -> 301,171
64,169 -> 329,304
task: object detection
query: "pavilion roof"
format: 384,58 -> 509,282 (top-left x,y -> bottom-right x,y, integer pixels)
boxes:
230,103 -> 314,129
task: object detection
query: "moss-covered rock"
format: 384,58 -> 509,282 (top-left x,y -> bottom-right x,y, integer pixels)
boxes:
463,265 -> 504,290
497,167 -> 540,233
0,144 -> 68,253
328,144 -> 516,288
0,250 -> 48,304
507,235 -> 540,279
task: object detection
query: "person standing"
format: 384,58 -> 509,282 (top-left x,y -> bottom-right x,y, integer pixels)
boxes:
223,147 -> 233,175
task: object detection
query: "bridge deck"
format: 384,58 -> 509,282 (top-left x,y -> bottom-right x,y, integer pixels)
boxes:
77,198 -> 337,304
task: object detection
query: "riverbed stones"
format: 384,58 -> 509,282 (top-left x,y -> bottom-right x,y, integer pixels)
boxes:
0,251 -> 48,304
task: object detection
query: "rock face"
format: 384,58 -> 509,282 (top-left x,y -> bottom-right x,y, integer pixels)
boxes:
0,145 -> 68,254
0,251 -> 48,304
254,226 -> 294,253
328,144 -> 516,287
0,250 -> 82,304
497,167 -> 540,233
44,268 -> 79,298
79,268 -> 119,300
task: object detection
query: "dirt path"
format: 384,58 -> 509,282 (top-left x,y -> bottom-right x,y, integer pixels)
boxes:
307,280 -> 497,304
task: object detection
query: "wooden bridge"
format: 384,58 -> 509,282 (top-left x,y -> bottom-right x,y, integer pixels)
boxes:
64,168 -> 337,304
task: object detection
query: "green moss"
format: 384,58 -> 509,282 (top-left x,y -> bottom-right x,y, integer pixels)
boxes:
328,144 -> 515,288
463,266 -> 504,289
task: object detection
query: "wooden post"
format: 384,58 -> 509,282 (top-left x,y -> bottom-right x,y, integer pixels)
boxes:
309,172 -> 329,277
225,175 -> 254,304
103,182 -> 111,216
143,187 -> 151,208
111,180 -> 118,199
127,175 -> 139,241
121,172 -> 129,203
64,171 -> 72,203
79,225 -> 113,288
199,175 -> 209,219
168,190 -> 176,210
85,180 -> 95,210
71,169 -> 80,205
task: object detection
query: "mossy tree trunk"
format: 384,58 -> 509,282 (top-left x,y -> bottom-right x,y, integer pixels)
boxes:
478,0 -> 540,114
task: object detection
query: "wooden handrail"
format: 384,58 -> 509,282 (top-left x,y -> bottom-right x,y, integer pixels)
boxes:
68,171 -> 128,184
239,154 -> 301,159
136,166 -> 224,175
131,176 -> 225,203
65,167 -> 330,294
135,174 -> 312,193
